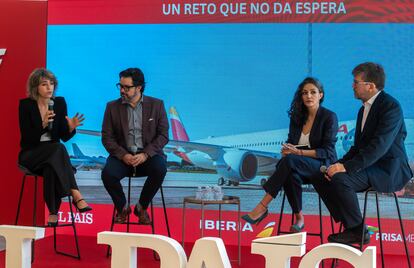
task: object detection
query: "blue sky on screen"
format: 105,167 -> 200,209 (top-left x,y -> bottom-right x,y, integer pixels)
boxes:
47,23 -> 414,157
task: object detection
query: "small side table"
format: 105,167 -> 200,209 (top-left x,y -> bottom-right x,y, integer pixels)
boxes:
181,195 -> 241,265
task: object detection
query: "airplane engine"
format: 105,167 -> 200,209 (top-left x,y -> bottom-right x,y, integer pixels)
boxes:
218,151 -> 258,181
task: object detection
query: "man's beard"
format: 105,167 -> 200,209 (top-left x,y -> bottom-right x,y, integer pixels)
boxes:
121,91 -> 140,103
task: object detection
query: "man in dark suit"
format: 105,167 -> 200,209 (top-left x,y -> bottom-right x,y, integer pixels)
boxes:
312,62 -> 412,245
101,67 -> 169,224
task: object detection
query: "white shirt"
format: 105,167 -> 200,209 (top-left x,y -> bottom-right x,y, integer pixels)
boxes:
40,131 -> 52,142
298,132 -> 310,147
361,91 -> 381,132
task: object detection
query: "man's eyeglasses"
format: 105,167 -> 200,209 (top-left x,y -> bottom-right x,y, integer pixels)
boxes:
116,83 -> 136,92
353,80 -> 371,86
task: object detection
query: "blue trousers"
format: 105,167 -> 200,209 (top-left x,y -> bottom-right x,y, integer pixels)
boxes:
101,155 -> 166,212
263,154 -> 322,213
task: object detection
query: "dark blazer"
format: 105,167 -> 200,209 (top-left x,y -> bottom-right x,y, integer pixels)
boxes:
19,97 -> 75,150
101,95 -> 169,160
339,91 -> 412,192
287,106 -> 338,166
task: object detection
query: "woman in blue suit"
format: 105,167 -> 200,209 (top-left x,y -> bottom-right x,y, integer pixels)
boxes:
242,77 -> 338,232
19,68 -> 92,226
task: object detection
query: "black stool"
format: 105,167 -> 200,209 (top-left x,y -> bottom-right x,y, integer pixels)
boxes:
360,189 -> 411,268
15,165 -> 81,261
277,189 -> 334,268
277,190 -> 334,243
331,189 -> 411,268
106,176 -> 171,257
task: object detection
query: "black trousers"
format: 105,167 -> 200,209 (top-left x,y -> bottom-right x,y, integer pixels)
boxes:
19,142 -> 78,214
263,154 -> 322,213
101,155 -> 166,212
310,169 -> 370,229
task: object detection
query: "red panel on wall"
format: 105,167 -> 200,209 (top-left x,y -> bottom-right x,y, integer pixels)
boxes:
0,1 -> 48,224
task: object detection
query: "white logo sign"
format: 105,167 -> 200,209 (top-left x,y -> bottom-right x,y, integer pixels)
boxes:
0,226 -> 376,268
0,48 -> 6,65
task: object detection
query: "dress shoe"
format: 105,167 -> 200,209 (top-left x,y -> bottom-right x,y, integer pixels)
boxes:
72,198 -> 92,213
134,204 -> 151,225
114,206 -> 131,223
290,223 -> 305,233
47,214 -> 58,227
241,209 -> 268,225
328,228 -> 370,245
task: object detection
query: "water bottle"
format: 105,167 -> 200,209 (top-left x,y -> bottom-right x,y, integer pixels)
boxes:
205,186 -> 214,200
195,186 -> 202,200
201,186 -> 208,200
213,186 -> 224,200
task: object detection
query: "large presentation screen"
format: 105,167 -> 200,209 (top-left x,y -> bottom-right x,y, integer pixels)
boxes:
47,0 -> 414,251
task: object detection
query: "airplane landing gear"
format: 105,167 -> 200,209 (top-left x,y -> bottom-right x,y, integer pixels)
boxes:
217,178 -> 240,186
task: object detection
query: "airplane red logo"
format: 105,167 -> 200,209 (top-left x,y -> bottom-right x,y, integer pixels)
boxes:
0,48 -> 6,65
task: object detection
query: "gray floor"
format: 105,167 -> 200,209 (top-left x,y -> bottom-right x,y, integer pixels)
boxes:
78,185 -> 414,220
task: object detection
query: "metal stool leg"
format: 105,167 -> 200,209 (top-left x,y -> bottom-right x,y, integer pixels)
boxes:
106,207 -> 117,257
374,192 -> 385,268
150,201 -> 159,260
393,193 -> 412,268
160,187 -> 171,237
127,176 -> 132,233
318,196 -> 324,244
150,201 -> 155,235
277,192 -> 287,235
360,191 -> 370,251
54,196 -> 81,259
318,196 -> 325,268
15,175 -> 27,225
32,176 -> 38,263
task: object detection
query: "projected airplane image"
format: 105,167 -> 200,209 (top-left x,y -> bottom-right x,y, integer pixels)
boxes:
71,106 -> 414,189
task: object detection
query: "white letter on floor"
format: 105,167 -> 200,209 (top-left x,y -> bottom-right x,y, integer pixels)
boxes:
252,232 -> 306,268
299,243 -> 376,268
187,237 -> 231,268
0,225 -> 45,268
98,232 -> 187,268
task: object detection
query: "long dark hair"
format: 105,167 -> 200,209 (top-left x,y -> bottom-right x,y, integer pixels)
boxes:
288,77 -> 324,126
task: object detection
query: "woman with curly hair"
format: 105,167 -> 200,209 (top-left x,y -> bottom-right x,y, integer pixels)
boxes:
18,68 -> 92,226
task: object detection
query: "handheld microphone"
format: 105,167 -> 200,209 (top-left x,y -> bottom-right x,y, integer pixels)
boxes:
48,99 -> 54,131
320,165 -> 332,180
129,145 -> 138,177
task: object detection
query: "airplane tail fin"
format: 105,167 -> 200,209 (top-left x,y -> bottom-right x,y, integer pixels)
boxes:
169,106 -> 190,141
72,143 -> 86,158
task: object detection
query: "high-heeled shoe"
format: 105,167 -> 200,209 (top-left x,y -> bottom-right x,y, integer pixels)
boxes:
242,209 -> 268,225
241,201 -> 269,225
47,214 -> 58,227
72,198 -> 92,213
290,223 -> 305,233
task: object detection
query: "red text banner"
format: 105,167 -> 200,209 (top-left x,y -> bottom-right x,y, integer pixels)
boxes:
48,0 -> 414,25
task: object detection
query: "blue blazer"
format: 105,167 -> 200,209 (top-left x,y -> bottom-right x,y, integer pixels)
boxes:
339,91 -> 412,192
287,106 -> 338,166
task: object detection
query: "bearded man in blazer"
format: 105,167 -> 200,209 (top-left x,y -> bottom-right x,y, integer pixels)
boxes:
101,67 -> 169,224
311,62 -> 412,245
